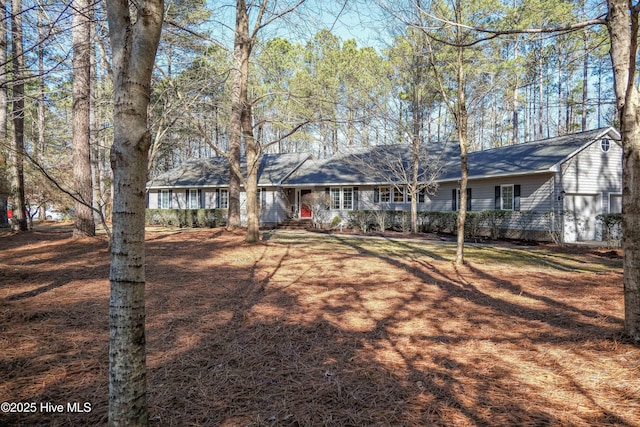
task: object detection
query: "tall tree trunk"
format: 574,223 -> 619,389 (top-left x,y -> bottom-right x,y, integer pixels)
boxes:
244,113 -> 260,243
105,0 -> 163,424
73,0 -> 96,237
607,0 -> 640,343
227,0 -> 249,229
10,0 -> 27,232
512,37 -> 519,145
0,0 -> 8,226
453,0 -> 468,266
581,30 -> 589,131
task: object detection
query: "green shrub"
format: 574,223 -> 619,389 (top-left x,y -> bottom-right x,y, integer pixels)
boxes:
480,210 -> 509,239
464,212 -> 484,241
145,209 -> 227,228
331,215 -> 342,228
419,211 -> 457,233
597,213 -> 622,247
346,210 -> 374,232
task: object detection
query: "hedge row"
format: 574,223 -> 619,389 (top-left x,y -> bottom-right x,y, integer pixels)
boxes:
345,209 -> 584,242
145,209 -> 227,228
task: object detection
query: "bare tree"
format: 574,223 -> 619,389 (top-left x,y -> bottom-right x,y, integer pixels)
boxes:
228,0 -> 306,242
105,0 -> 164,424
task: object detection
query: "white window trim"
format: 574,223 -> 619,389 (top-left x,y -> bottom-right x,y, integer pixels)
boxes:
392,186 -> 405,203
188,189 -> 199,209
160,190 -> 171,209
379,186 -> 391,203
219,189 -> 229,209
501,185 -> 514,211
343,187 -> 353,210
330,187 -> 354,210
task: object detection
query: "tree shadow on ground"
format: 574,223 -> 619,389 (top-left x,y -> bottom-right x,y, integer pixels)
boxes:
1,228 -> 638,426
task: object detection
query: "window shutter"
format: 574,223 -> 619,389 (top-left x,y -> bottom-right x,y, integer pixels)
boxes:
186,190 -> 190,207
157,191 -> 161,209
514,185 -> 521,211
353,187 -> 359,210
198,189 -> 202,209
467,188 -> 472,211
419,189 -> 425,203
168,190 -> 173,209
374,187 -> 379,203
452,189 -> 457,211
216,189 -> 220,208
495,186 -> 501,210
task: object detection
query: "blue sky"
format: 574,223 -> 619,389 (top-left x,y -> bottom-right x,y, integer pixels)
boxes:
205,1 -> 390,51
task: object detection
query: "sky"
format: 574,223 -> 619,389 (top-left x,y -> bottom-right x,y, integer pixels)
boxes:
204,0 -> 391,51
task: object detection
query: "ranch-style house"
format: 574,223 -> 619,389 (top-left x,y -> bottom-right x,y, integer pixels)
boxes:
146,127 -> 623,243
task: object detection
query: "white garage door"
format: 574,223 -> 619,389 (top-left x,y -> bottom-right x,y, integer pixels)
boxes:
563,194 -> 600,242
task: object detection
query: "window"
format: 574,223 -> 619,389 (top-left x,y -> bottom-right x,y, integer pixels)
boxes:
159,190 -> 172,209
601,139 -> 611,152
343,187 -> 353,210
451,188 -> 472,211
330,187 -> 355,210
393,187 -> 405,203
380,186 -> 390,203
330,188 -> 341,210
219,189 -> 229,209
187,189 -> 200,209
501,185 -> 514,210
495,185 -> 520,211
258,188 -> 267,208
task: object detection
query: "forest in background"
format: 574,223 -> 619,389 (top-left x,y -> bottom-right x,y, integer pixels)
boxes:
0,0 -> 615,220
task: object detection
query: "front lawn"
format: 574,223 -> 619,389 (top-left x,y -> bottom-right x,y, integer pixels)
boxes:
1,225 -> 637,426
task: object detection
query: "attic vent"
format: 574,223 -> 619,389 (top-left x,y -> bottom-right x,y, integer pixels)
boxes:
600,139 -> 611,153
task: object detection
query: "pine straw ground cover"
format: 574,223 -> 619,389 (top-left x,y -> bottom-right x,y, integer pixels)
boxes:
0,224 -> 638,427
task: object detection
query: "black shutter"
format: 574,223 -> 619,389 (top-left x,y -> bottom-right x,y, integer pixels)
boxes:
514,185 -> 521,211
157,191 -> 161,209
495,186 -> 501,210
467,188 -> 472,211
452,189 -> 457,211
216,189 -> 220,208
198,189 -> 202,208
168,190 -> 173,209
374,187 -> 379,203
353,187 -> 359,210
186,190 -> 190,207
419,189 -> 425,203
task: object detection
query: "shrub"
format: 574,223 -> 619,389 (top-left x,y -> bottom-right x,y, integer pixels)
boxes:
543,210 -> 565,245
145,209 -> 227,228
347,210 -> 374,232
419,211 -> 457,233
481,210 -> 509,239
464,212 -> 484,241
597,213 -> 622,248
370,209 -> 391,231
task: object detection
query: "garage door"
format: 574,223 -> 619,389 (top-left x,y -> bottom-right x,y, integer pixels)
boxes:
563,194 -> 599,242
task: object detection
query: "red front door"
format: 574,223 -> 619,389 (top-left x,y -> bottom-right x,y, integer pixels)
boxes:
300,190 -> 312,218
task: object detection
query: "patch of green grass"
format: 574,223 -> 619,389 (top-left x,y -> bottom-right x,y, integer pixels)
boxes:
267,231 -> 622,274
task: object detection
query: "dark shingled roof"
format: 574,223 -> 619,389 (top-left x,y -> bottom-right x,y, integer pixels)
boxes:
147,152 -> 311,188
285,143 -> 458,186
437,127 -> 620,182
146,128 -> 619,189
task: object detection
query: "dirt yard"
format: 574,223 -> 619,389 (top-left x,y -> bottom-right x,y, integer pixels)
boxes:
0,224 -> 638,426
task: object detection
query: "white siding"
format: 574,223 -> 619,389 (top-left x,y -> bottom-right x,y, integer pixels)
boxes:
433,174 -> 556,213
561,140 -> 623,195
